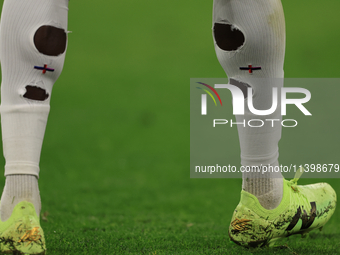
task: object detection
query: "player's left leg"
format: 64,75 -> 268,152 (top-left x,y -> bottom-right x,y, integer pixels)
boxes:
212,0 -> 337,247
0,0 -> 69,253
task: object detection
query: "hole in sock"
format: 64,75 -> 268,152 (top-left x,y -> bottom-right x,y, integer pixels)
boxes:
23,86 -> 49,101
34,25 -> 67,56
230,79 -> 251,99
213,23 -> 245,51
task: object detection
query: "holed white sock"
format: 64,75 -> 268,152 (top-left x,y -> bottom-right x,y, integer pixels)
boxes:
212,0 -> 285,209
0,0 -> 69,217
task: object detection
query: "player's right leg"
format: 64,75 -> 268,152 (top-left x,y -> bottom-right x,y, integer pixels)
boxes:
0,0 -> 69,254
212,0 -> 337,247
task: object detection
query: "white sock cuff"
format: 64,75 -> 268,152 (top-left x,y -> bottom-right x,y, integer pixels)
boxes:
241,149 -> 279,167
5,163 -> 40,178
0,104 -> 50,113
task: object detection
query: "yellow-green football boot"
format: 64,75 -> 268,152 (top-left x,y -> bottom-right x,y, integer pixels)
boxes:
0,201 -> 46,254
229,172 -> 337,248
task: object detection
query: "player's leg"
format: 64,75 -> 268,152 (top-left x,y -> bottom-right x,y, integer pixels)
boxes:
212,0 -> 336,247
214,0 -> 286,210
0,0 -> 69,253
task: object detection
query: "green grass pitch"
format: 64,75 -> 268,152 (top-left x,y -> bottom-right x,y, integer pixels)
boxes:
0,0 -> 339,254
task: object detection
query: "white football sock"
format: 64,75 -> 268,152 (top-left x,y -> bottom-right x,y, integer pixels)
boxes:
0,175 -> 41,221
0,0 -> 69,218
241,162 -> 283,210
213,0 -> 285,209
